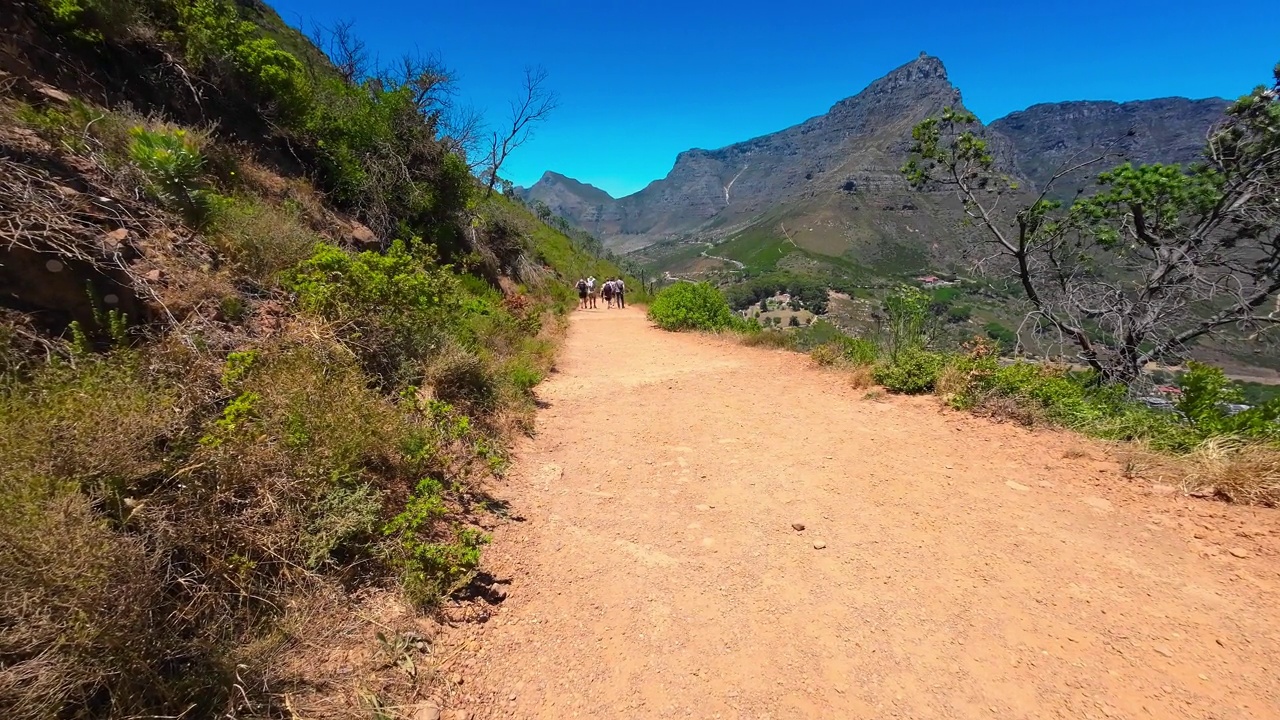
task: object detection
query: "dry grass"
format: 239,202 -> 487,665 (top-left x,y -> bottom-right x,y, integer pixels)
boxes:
809,343 -> 841,367
846,363 -> 875,389
933,362 -> 971,399
1130,438 -> 1280,507
211,197 -> 324,283
734,329 -> 797,350
970,394 -> 1048,428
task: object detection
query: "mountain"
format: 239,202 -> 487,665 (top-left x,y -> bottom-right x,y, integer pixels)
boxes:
524,54 -> 1229,280
516,171 -> 613,217
989,98 -> 1230,198
525,53 -> 1013,275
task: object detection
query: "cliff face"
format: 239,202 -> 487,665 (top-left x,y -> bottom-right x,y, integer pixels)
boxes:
989,98 -> 1230,197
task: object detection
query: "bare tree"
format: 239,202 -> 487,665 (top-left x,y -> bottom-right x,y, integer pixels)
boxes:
903,65 -> 1280,386
483,67 -> 559,195
307,18 -> 370,82
442,103 -> 486,166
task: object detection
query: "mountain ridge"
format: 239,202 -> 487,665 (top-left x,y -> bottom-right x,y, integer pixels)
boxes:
519,54 -> 1230,265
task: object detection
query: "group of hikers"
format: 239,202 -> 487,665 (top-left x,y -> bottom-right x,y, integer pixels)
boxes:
575,275 -> 626,310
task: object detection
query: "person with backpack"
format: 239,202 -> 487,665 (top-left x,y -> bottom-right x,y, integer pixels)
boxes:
613,277 -> 626,308
601,279 -> 615,308
575,278 -> 588,309
586,276 -> 598,309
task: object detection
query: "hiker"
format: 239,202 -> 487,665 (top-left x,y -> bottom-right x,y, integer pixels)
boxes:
586,276 -> 597,309
575,278 -> 588,309
613,277 -> 626,308
601,279 -> 615,308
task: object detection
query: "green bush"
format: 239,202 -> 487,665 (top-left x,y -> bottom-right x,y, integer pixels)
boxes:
647,282 -> 739,332
284,240 -> 463,388
211,198 -> 322,282
384,477 -> 488,605
874,348 -> 946,394
178,0 -> 308,114
837,336 -> 880,366
128,126 -> 225,227
1177,362 -> 1280,442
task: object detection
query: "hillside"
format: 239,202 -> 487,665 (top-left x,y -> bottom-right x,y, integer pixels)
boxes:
0,2 -> 640,718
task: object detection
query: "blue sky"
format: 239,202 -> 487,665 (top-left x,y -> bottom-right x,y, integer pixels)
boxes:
270,0 -> 1280,198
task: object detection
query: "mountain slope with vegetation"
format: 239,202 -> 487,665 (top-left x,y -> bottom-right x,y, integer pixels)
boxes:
0,1 -> 642,718
524,57 -> 1228,282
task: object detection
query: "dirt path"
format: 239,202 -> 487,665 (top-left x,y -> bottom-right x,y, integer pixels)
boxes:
447,307 -> 1280,719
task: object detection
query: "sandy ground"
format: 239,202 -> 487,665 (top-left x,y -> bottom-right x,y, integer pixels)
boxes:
441,306 -> 1279,720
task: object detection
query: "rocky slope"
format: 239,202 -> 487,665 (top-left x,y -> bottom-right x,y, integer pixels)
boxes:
989,98 -> 1230,199
522,56 -> 1229,271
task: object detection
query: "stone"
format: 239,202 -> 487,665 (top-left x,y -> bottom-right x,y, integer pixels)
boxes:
1228,547 -> 1250,559
34,83 -> 73,104
452,673 -> 464,685
1150,483 -> 1178,496
1005,480 -> 1030,491
1153,645 -> 1173,658
791,522 -> 806,531
144,269 -> 163,282
813,540 -> 827,550
348,221 -> 379,247
100,228 -> 129,251
413,704 -> 442,720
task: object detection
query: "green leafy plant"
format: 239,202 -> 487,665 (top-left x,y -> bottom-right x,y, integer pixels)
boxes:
128,126 -> 225,226
882,285 -> 932,361
1177,362 -> 1280,441
647,282 -> 739,332
874,348 -> 946,394
837,336 -> 879,366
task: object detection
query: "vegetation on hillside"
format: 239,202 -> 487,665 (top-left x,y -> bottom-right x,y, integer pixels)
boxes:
903,62 -> 1280,386
0,1 -> 637,717
798,287 -> 1280,504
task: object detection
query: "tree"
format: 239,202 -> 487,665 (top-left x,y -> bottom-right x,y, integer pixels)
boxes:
903,64 -> 1280,385
533,200 -> 552,223
482,67 -> 559,195
307,18 -> 369,82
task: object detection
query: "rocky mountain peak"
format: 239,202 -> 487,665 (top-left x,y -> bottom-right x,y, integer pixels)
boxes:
828,53 -> 957,114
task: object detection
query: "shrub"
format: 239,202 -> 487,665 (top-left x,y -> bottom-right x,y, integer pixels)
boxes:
1177,362 -> 1280,442
211,198 -> 322,282
810,343 -> 842,367
736,329 -> 797,350
284,240 -> 463,389
128,126 -> 225,227
384,478 -> 489,605
177,0 -> 308,115
883,285 -> 933,360
647,282 -> 738,332
847,364 -> 875,389
875,348 -> 946,394
837,336 -> 879,366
